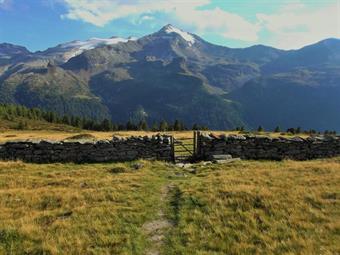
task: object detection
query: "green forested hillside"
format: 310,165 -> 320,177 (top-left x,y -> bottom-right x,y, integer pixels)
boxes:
0,104 -> 208,132
0,104 -> 80,131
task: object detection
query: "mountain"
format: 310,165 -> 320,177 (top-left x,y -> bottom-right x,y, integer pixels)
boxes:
229,67 -> 340,131
0,43 -> 32,78
230,38 -> 340,131
262,38 -> 340,74
35,36 -> 137,64
0,25 -> 339,130
0,43 -> 31,63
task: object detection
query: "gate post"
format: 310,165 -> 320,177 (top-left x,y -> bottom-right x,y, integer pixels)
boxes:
193,131 -> 196,156
193,130 -> 200,160
195,131 -> 201,159
170,135 -> 175,162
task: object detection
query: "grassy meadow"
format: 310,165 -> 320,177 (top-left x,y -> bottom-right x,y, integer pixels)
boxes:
0,129 -> 310,143
0,158 -> 339,254
0,130 -> 193,143
0,160 -> 168,254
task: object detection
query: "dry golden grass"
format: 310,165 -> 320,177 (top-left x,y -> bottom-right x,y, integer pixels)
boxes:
0,129 -> 307,143
0,130 -> 196,143
165,159 -> 340,254
0,158 -> 339,254
0,160 -> 169,254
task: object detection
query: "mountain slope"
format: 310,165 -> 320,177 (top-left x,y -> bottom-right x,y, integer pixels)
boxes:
90,58 -> 244,128
262,38 -> 340,74
229,67 -> 340,131
36,36 -> 136,64
0,25 -> 339,130
0,64 -> 109,120
0,43 -> 31,64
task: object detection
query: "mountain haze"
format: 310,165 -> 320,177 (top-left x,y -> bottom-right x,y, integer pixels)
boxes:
0,25 -> 339,130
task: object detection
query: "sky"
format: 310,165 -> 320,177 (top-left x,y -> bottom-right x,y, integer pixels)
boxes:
0,0 -> 339,52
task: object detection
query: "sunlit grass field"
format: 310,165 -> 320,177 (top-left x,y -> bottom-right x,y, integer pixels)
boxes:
164,159 -> 340,254
0,129 -> 310,143
0,158 -> 339,254
0,130 -> 194,143
0,160 -> 167,254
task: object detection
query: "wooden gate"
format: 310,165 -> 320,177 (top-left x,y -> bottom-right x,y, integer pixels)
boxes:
171,131 -> 200,163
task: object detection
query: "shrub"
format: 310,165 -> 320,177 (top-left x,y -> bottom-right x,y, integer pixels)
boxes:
108,166 -> 128,174
65,134 -> 96,140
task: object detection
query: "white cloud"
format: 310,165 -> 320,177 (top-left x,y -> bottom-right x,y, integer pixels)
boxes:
175,7 -> 260,41
60,0 -> 340,48
140,15 -> 154,21
61,0 -> 259,42
257,2 -> 340,49
134,15 -> 155,25
61,0 -> 208,26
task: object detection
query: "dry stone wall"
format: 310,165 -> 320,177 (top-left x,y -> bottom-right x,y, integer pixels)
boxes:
197,133 -> 340,160
2,132 -> 339,163
0,135 -> 172,163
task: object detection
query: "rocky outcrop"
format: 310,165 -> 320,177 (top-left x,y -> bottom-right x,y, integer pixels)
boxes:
197,133 -> 340,160
0,135 -> 172,163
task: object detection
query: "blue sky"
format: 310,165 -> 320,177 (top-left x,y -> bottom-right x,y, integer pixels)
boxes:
0,0 -> 339,52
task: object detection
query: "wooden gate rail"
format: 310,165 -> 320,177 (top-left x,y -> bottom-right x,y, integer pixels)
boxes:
171,131 -> 201,163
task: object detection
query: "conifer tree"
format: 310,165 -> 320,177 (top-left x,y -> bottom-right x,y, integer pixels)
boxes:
101,119 -> 112,131
62,115 -> 71,125
257,125 -> 264,132
174,119 -> 181,131
149,122 -> 157,131
159,120 -> 168,131
126,120 -> 134,130
138,120 -> 148,131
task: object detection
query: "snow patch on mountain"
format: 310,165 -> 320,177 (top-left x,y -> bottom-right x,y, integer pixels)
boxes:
61,37 -> 136,51
41,36 -> 137,62
164,25 -> 195,46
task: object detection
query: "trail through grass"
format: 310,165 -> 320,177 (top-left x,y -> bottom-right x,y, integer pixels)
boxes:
142,184 -> 175,255
0,159 -> 339,254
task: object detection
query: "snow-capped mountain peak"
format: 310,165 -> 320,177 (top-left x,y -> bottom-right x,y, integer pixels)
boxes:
162,24 -> 195,46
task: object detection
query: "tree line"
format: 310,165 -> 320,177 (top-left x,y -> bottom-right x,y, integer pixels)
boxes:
1,104 -> 337,134
234,125 -> 337,135
0,104 -> 208,131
